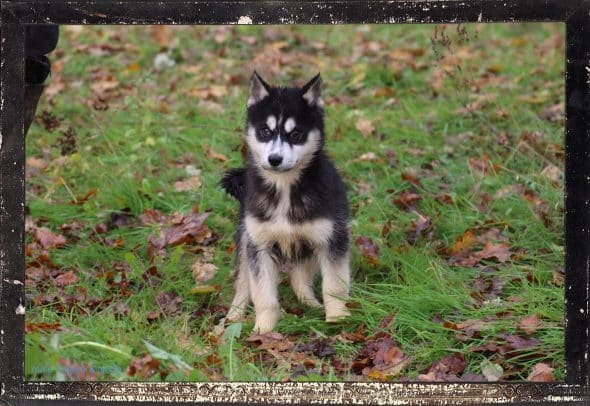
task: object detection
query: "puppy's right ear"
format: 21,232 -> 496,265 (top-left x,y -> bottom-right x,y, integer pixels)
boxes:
248,71 -> 270,107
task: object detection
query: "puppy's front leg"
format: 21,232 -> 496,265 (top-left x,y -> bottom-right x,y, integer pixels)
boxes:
247,242 -> 280,333
319,250 -> 351,323
226,240 -> 250,322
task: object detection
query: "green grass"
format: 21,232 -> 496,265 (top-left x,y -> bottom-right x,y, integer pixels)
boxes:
25,23 -> 565,382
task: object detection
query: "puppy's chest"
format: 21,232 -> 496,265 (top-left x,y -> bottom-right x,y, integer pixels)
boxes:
245,201 -> 333,259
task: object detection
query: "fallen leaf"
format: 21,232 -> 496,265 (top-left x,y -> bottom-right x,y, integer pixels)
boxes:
297,339 -> 336,358
54,270 -> 78,287
498,334 -> 541,353
156,291 -> 183,316
71,188 -> 98,205
541,164 -> 562,184
539,103 -> 564,122
450,230 -> 478,256
206,146 -> 229,162
34,227 -> 67,249
354,335 -> 409,379
58,359 -> 99,381
126,354 -> 161,379
146,309 -> 161,322
406,212 -> 432,244
477,242 -> 512,262
151,26 -> 171,47
27,157 -> 48,170
518,314 -> 541,335
418,353 -> 466,381
355,118 -> 375,137
355,236 -> 380,265
25,321 -> 63,333
90,77 -> 119,97
393,191 -> 421,210
107,209 -> 134,230
357,152 -> 378,161
192,261 -> 219,283
174,176 -> 202,192
552,268 -> 564,287
148,212 -> 211,254
401,170 -> 422,187
189,284 -> 221,294
38,110 -> 61,132
481,359 -> 503,381
468,155 -> 499,175
527,362 -> 554,382
247,332 -> 295,352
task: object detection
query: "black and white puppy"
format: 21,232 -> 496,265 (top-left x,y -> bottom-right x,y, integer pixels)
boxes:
221,72 -> 350,333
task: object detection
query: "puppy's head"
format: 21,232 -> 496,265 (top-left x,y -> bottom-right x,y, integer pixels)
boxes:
245,72 -> 325,172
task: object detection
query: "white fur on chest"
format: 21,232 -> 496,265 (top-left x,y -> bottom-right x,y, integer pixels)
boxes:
245,214 -> 333,253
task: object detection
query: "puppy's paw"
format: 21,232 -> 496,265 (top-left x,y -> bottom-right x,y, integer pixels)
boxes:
253,309 -> 280,333
302,298 -> 323,308
325,304 -> 351,323
226,311 -> 245,323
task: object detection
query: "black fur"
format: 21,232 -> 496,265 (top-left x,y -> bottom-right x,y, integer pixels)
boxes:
220,167 -> 247,203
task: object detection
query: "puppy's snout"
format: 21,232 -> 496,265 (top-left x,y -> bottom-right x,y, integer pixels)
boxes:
268,154 -> 283,167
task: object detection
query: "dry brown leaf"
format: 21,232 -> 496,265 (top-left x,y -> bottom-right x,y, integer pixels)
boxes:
27,157 -> 48,170
91,77 -> 119,96
518,314 -> 541,335
206,146 -> 229,162
527,362 -> 554,382
174,176 -> 202,192
355,236 -> 380,265
541,164 -> 562,183
192,261 -> 219,283
450,230 -> 478,256
151,26 -> 171,47
393,191 -> 422,210
34,227 -> 67,249
539,103 -> 564,122
54,270 -> 78,287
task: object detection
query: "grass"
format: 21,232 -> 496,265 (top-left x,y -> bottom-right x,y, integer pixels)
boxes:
25,23 -> 565,382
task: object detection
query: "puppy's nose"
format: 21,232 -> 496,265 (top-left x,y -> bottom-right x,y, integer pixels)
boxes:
268,154 -> 283,167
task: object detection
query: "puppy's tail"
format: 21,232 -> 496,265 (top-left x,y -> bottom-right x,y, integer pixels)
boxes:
220,167 -> 247,203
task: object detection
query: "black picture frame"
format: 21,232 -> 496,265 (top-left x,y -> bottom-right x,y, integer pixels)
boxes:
1,0 -> 589,404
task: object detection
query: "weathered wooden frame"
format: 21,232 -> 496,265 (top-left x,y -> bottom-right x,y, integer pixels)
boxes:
1,1 -> 589,404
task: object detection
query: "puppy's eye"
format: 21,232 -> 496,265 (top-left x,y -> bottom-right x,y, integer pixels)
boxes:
290,130 -> 305,143
258,127 -> 272,140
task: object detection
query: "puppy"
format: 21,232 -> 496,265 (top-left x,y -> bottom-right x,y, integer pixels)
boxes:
221,72 -> 350,333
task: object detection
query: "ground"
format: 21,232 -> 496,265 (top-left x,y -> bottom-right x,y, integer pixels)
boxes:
25,23 -> 564,382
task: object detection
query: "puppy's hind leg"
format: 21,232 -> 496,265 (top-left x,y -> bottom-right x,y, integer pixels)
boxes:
289,258 -> 322,307
319,250 -> 351,323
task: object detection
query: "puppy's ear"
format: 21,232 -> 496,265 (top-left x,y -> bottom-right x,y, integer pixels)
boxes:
248,71 -> 271,107
301,73 -> 323,107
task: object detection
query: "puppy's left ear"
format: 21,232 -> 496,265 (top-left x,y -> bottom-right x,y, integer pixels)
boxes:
301,73 -> 323,107
248,71 -> 271,107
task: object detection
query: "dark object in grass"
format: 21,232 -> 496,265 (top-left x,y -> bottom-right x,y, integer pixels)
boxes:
55,126 -> 78,156
296,338 -> 336,359
107,208 -> 134,230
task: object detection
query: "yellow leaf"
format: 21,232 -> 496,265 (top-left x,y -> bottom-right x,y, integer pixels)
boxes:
190,284 -> 221,294
126,62 -> 140,72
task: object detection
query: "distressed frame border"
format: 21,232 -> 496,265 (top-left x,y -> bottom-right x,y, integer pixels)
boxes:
1,1 -> 589,404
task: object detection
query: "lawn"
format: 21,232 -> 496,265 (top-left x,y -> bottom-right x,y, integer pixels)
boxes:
25,23 -> 565,382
